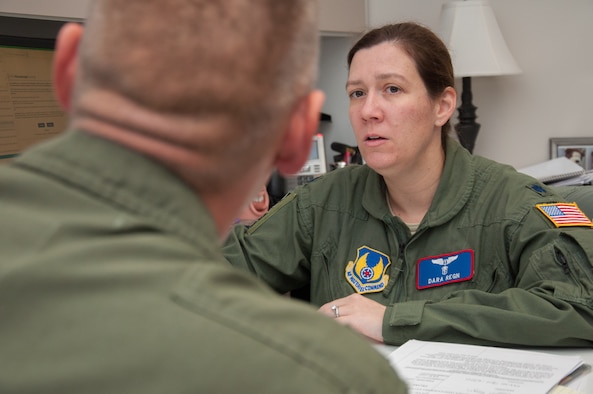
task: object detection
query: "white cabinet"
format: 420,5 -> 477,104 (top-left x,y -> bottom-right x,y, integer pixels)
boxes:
319,0 -> 367,35
0,0 -> 91,21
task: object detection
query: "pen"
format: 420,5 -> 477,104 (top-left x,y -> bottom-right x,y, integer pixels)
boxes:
558,363 -> 592,387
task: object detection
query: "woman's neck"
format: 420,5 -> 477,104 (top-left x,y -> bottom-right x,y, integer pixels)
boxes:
384,151 -> 445,224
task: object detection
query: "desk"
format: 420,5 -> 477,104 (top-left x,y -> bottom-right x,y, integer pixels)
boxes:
375,344 -> 593,393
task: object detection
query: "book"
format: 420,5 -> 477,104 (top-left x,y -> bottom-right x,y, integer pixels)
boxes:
518,157 -> 585,184
547,170 -> 593,186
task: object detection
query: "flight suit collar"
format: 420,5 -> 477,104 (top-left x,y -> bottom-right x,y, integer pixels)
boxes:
361,137 -> 474,227
361,167 -> 391,220
423,138 -> 475,227
15,130 -> 220,256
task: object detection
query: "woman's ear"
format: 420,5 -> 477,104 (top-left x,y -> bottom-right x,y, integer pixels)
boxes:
435,86 -> 457,127
275,90 -> 325,176
53,23 -> 84,111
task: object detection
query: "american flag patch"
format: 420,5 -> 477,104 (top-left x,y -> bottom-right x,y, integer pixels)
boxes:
536,203 -> 593,227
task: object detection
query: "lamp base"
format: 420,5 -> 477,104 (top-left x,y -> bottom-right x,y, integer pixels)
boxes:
455,122 -> 481,154
455,76 -> 481,154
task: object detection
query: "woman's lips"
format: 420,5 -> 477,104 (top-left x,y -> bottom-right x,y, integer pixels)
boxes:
364,135 -> 387,146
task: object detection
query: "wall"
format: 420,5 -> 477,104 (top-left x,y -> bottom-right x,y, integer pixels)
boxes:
3,1 -> 591,169
319,0 -> 593,169
317,36 -> 359,160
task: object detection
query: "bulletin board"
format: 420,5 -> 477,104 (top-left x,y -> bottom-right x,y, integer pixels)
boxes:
0,35 -> 67,161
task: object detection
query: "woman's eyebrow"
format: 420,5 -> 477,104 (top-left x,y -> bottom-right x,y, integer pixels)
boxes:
346,72 -> 408,89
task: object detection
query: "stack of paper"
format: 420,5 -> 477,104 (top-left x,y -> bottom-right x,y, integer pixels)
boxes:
387,340 -> 588,394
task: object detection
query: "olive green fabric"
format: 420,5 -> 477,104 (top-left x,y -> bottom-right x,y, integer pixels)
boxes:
554,185 -> 593,218
0,131 -> 407,394
224,137 -> 593,348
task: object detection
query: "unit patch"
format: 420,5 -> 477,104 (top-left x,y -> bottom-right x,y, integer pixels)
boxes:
536,203 -> 593,228
345,246 -> 391,294
416,250 -> 474,290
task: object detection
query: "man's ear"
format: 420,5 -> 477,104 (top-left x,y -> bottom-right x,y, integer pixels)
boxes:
435,86 -> 457,127
275,89 -> 325,176
53,23 -> 84,111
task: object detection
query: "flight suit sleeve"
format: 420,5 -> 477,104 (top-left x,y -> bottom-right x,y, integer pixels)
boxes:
382,207 -> 593,347
223,192 -> 313,294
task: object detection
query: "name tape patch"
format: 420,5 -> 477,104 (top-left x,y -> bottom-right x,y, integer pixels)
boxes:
417,250 -> 474,290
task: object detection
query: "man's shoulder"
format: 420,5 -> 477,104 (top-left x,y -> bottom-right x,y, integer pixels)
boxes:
172,262 -> 407,392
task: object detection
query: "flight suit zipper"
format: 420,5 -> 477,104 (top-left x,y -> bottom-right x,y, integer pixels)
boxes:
555,246 -> 570,275
385,218 -> 426,302
393,242 -> 407,302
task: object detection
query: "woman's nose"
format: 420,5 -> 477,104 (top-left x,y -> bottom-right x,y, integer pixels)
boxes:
360,93 -> 382,121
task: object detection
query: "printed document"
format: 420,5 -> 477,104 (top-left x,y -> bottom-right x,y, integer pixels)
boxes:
387,340 -> 585,394
0,46 -> 67,159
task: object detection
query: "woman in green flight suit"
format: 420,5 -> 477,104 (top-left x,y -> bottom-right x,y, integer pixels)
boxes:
224,22 -> 593,348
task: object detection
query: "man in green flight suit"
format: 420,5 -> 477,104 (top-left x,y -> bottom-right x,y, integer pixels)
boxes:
0,1 -> 407,393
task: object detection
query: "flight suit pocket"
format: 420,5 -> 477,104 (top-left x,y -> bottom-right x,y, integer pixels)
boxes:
309,239 -> 341,305
484,262 -> 513,293
525,233 -> 593,304
559,231 -> 593,296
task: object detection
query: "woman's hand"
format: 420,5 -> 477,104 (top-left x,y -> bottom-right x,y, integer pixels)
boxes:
319,293 -> 386,343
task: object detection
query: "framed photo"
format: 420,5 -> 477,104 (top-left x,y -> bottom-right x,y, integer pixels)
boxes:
550,137 -> 593,171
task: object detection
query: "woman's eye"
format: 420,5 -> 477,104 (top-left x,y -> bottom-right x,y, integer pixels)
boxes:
349,90 -> 365,99
386,85 -> 400,94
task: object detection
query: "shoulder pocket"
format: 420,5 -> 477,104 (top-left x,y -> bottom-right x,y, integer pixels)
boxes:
525,231 -> 593,303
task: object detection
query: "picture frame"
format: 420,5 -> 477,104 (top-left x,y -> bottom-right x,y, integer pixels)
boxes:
549,137 -> 593,171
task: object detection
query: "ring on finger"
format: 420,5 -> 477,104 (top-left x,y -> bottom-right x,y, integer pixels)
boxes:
331,305 -> 340,318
